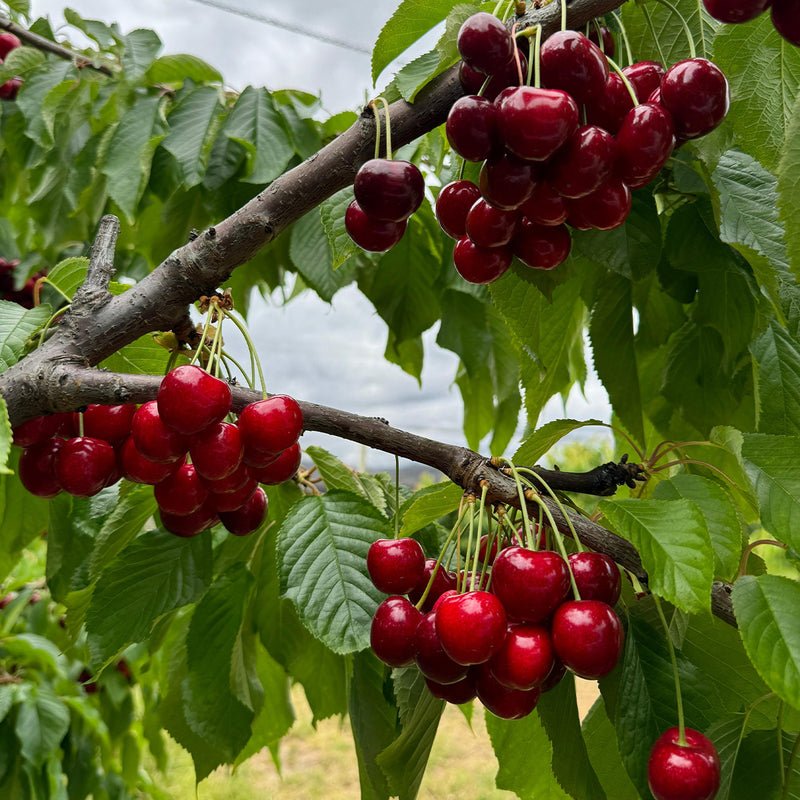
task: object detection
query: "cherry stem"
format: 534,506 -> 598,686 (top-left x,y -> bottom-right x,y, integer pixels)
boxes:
640,4 -> 667,68
511,23 -> 524,85
517,467 -> 585,552
738,538 -> 788,578
77,411 -> 84,437
378,97 -> 392,159
492,0 -> 506,17
369,101 -> 382,161
653,594 -> 687,745
414,507 -> 463,611
648,0 -> 696,59
607,56 -> 639,107
464,499 -> 476,592
394,455 -> 400,539
470,482 -> 490,591
190,307 -> 216,368
502,458 -> 536,549
219,349 -> 253,388
209,312 -> 224,378
613,10 -> 635,68
223,309 -> 268,398
502,0 -> 517,22
560,0 -> 567,32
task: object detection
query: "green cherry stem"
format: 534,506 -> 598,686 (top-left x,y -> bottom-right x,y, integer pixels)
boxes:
414,506 -> 463,611
607,55 -> 640,106
511,24 -> 524,85
370,100 -> 382,161
640,4 -> 668,68
378,97 -> 393,159
517,467 -> 586,552
648,0 -> 696,58
653,594 -> 687,745
77,411 -> 84,437
394,455 -> 400,539
613,10 -> 636,68
219,349 -> 254,389
208,312 -> 225,378
470,483 -> 490,591
501,459 -> 536,549
222,308 -> 268,398
560,0 -> 567,32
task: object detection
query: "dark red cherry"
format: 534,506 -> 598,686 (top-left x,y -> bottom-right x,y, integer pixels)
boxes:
425,671 -> 478,704
436,180 -> 482,239
118,436 -> 183,485
210,478 -> 258,512
772,0 -> 800,46
54,437 -> 116,497
408,558 -> 458,612
370,596 -> 422,667
588,24 -> 615,58
19,438 -> 63,498
0,77 -> 22,101
457,12 -> 514,75
157,365 -> 231,436
647,727 -> 721,800
548,124 -> 617,198
518,181 -> 568,226
367,537 -> 426,595
189,421 -> 243,481
465,199 -> 518,247
353,159 -> 425,223
479,152 -> 536,210
568,551 -> 622,605
540,30 -> 609,104
459,50 -> 528,101
623,61 -> 666,102
551,599 -> 624,679
488,623 -> 555,690
238,395 -> 303,455
540,656 -> 567,693
446,95 -> 498,162
131,401 -> 188,463
616,103 -> 675,190
660,58 -> 730,140
248,442 -> 302,485
513,219 -> 571,270
413,611 -> 470,684
452,237 -> 512,284
498,86 -> 580,162
702,0 -> 771,22
74,404 -> 135,445
218,486 -> 268,535
476,663 -> 540,719
345,200 -> 407,252
0,32 -> 21,59
567,179 -> 632,231
435,590 -> 508,665
160,500 -> 219,538
585,73 -> 635,135
13,413 -> 71,448
154,463 -> 208,516
204,461 -> 251,494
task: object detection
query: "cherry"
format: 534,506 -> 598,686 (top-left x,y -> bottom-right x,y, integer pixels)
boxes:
413,611 -> 469,684
547,124 -> 617,198
616,102 -> 675,190
647,727 -> 721,800
584,73 -> 635,135
157,365 -> 231,436
457,12 -> 514,76
476,663 -> 540,719
19,438 -> 63,498
435,590 -> 508,665
12,413 -> 71,448
518,181 -> 568,226
131,401 -> 189,463
408,558 -> 458,612
54,437 -> 116,497
478,534 -> 501,565
445,95 -> 498,162
345,200 -> 407,252
497,86 -> 579,162
568,551 -> 621,605
488,623 -> 555,690
210,478 -> 258,512
702,0 -> 771,22
478,152 -> 536,210
75,404 -> 136,445
771,0 -> 800,46
432,588 -> 459,611
370,596 -> 422,667
353,159 -> 424,223
623,61 -> 666,102
160,500 -> 219,538
459,50 -> 527,101
551,599 -> 624,679
424,671 -> 478,704
588,25 -> 615,58
238,395 -> 303,455
436,180 -> 482,239
452,237 -> 512,284
660,58 -> 730,140
204,460 -> 251,493
188,421 -> 243,481
0,32 -> 21,59
154,463 -> 208,516
218,486 -> 268,535
491,547 -> 571,623
539,656 -> 567,693
367,537 -> 425,594
247,441 -> 302,485
567,179 -> 632,231
465,199 -> 518,247
118,436 -> 183,485
513,219 -> 572,271
540,31 -> 609,104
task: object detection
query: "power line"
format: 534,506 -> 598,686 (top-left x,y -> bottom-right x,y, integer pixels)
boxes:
185,0 -> 371,55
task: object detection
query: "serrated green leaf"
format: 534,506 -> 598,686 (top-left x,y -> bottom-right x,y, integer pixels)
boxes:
0,46 -> 45,85
778,92 -> 800,283
14,684 -> 69,768
732,574 -> 800,710
85,529 -> 213,666
147,54 -> 223,86
705,713 -> 750,800
599,498 -> 713,613
320,186 -> 357,269
121,28 -> 162,83
513,418 -> 605,465
0,396 -> 11,476
305,444 -> 369,498
99,333 -> 170,374
277,491 -> 389,653
45,257 -> 89,300
64,9 -> 119,49
0,301 -> 51,372
751,322 -> 800,437
394,50 -> 441,102
14,60 -> 72,147
399,480 -> 462,538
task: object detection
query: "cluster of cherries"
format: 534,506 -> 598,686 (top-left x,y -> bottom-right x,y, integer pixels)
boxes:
0,257 -> 45,308
0,32 -> 22,100
435,12 -> 729,284
702,0 -> 799,46
13,364 -> 304,538
367,525 -> 624,720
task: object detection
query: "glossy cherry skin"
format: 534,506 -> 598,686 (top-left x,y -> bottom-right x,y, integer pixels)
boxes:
647,727 -> 721,800
772,0 -> 800,46
548,124 -> 617,198
353,159 -> 424,223
0,76 -> 21,102
206,460 -> 251,494
219,486 -> 268,536
408,558 -> 458,612
367,537 -> 426,595
160,500 -> 219,538
488,623 -> 555,690
345,200 -> 406,252
479,152 -> 536,210
210,478 -> 258,512
459,50 -> 527,101
0,32 -> 21,59
436,180 -> 481,239
19,438 -> 63,498
513,219 -> 571,271
616,103 -> 675,190
476,663 -> 540,719
452,237 -> 512,284
157,365 -> 232,436
585,73 -> 635,135
370,596 -> 423,668
118,436 -> 183,485
248,442 -> 302,485
498,86 -> 580,162
154,463 -> 208,516
518,182 -> 568,226
568,551 -> 621,606
457,12 -> 514,75
465,199 -> 518,247
446,95 -> 498,162
660,58 -> 730,140
74,404 -> 136,445
567,179 -> 632,231
491,547 -> 571,623
540,656 -> 567,692
413,611 -> 469,684
551,600 -> 624,679
623,61 -> 666,102
12,413 -> 71,448
189,421 -> 243,481
238,395 -> 303,455
425,671 -> 478,704
588,24 -> 615,57
435,590 -> 508,665
702,0 -> 771,22
540,31 -> 609,104
131,401 -> 189,463
54,437 -> 116,497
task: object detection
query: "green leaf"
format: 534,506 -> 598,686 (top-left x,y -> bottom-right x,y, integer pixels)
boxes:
399,481 -> 462,537
276,491 -> 389,653
14,684 -> 69,768
599,498 -> 713,613
0,302 -> 51,372
45,257 -> 89,300
371,0 -> 455,84
778,92 -> 800,284
714,15 -> 800,172
732,574 -> 800,710
85,528 -> 213,666
147,54 -> 223,86
0,46 -> 45,85
304,445 -> 387,513
513,418 -> 605,465
121,28 -> 162,83
751,322 -> 800,436
63,9 -> 119,49
394,50 -> 441,102
99,333 -> 170,374
741,433 -> 800,550
319,186 -> 357,269
0,397 -> 11,476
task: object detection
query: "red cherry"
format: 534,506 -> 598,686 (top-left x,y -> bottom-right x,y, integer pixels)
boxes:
465,199 -> 518,247
12,413 -> 72,448
452,237 -> 512,284
623,61 -> 666,102
367,537 -> 425,595
118,436 -> 183,485
478,152 -> 536,210
647,727 -> 721,800
702,0 -> 771,22
513,219 -> 571,271
345,200 -> 407,252
131,401 -> 189,463
203,460 -> 251,494
772,0 -> 800,46
238,395 -> 303,455
446,95 -> 499,162
616,103 -> 675,190
210,478 -> 258,512
585,72 -> 635,135
424,671 -> 478,704
413,611 -> 469,684
476,663 -> 540,719
540,30 -> 609,104
154,463 -> 208,516
491,547 -> 571,623
568,551 -> 621,605
588,25 -> 615,58
436,180 -> 482,239
435,590 -> 508,665
408,558 -> 458,612
353,159 -> 424,223
0,76 -> 21,103
370,596 -> 422,667
459,49 -> 527,101
432,588 -> 459,611
540,656 -> 567,693
547,124 -> 617,199
478,534 -> 501,565
19,438 -> 63,498
457,12 -> 514,75
157,365 -> 232,436
518,181 -> 568,226
188,421 -> 243,481
247,442 -> 301,485
488,623 -> 555,690
567,179 -> 632,231
75,404 -> 136,445
54,437 -> 116,497
660,58 -> 730,140
218,486 -> 268,535
0,32 -> 21,59
160,500 -> 219,538
551,599 -> 624,679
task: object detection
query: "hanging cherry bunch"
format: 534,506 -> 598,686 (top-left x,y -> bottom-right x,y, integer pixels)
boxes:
702,0 -> 799,47
0,32 -> 22,100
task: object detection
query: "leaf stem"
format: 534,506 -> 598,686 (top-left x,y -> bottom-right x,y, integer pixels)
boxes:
738,538 -> 788,578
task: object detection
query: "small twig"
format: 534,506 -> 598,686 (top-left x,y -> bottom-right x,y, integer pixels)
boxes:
71,215 -> 119,311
